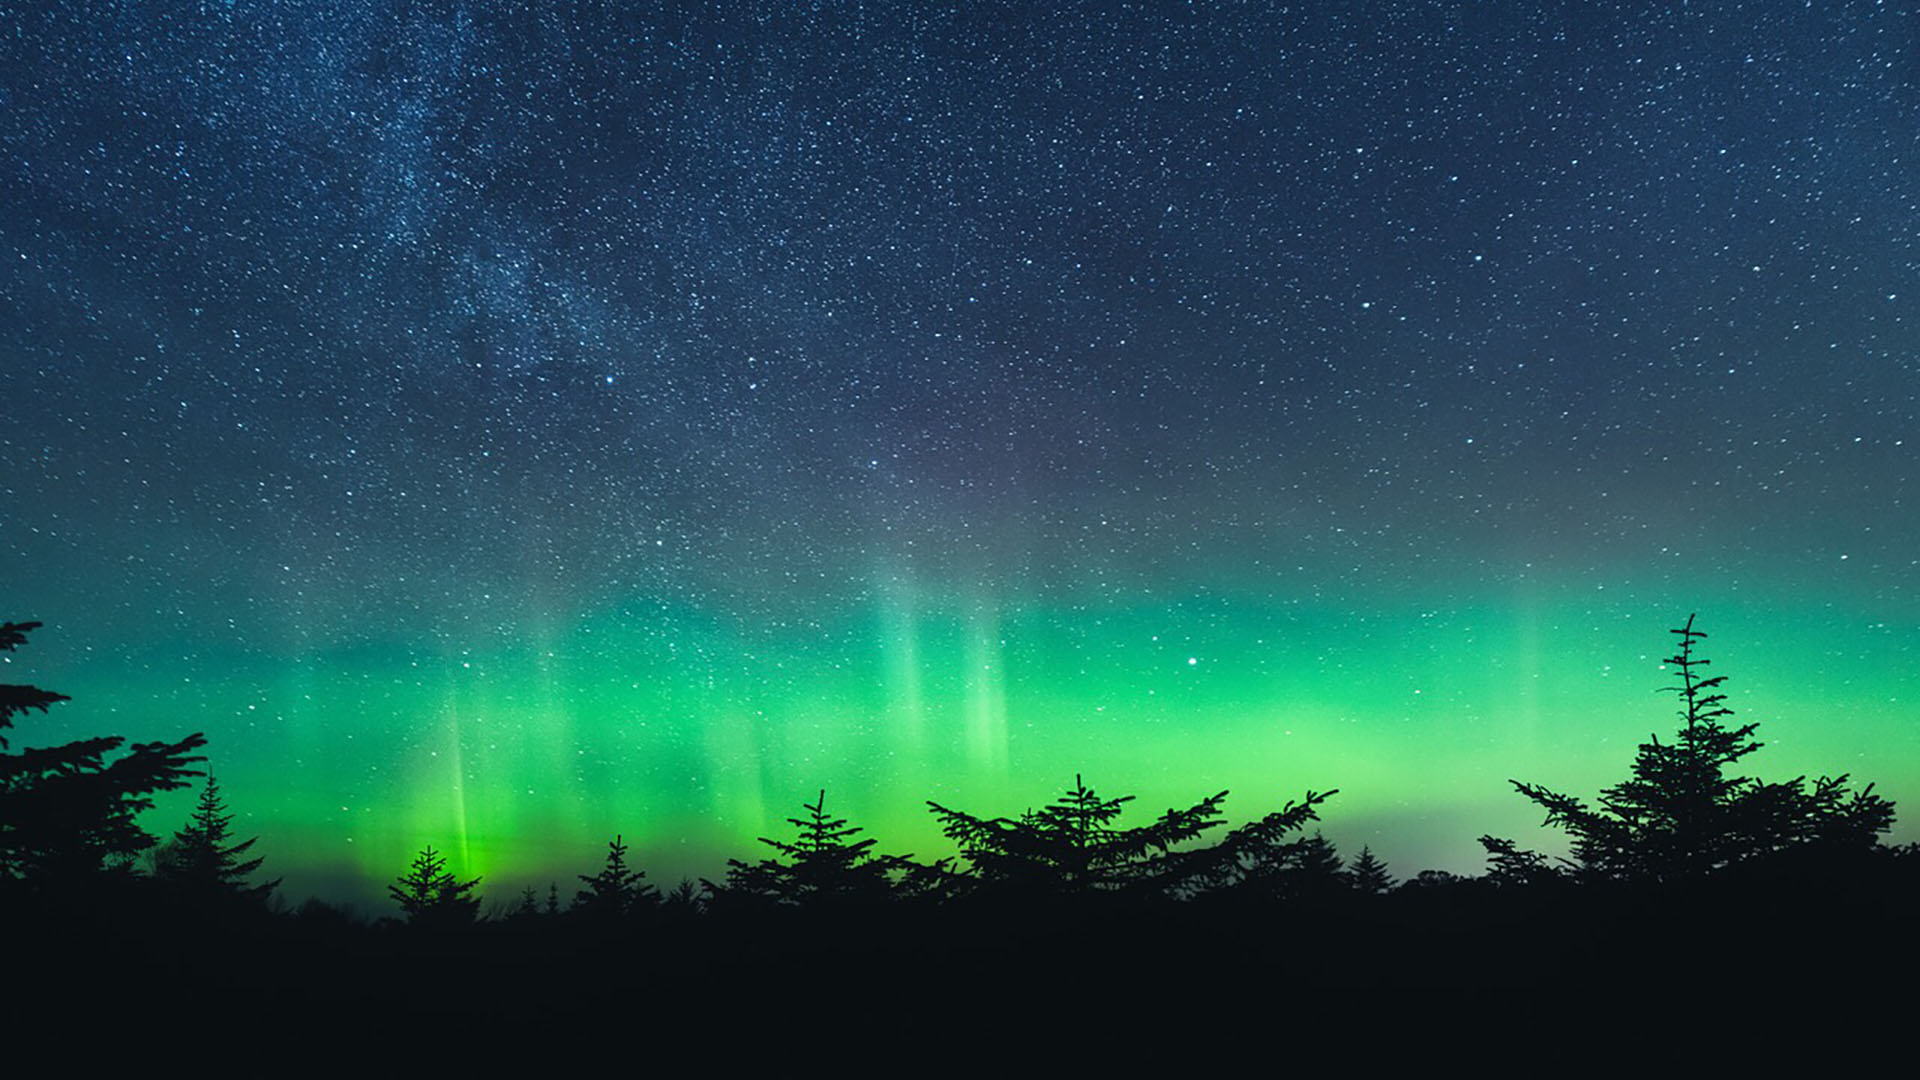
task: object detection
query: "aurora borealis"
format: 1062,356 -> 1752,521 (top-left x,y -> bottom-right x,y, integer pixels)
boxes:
2,2 -> 1916,909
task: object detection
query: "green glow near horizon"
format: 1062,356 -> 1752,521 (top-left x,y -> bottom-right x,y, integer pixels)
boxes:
22,580 -> 1917,910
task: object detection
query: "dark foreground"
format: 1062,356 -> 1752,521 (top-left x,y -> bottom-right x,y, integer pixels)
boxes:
12,857 -> 1915,1058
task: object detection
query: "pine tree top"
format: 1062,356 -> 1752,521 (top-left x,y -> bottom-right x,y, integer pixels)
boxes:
158,772 -> 278,901
574,833 -> 657,916
1347,845 -> 1396,894
713,790 -> 914,908
928,775 -> 1238,897
1506,614 -> 1897,883
389,844 -> 481,926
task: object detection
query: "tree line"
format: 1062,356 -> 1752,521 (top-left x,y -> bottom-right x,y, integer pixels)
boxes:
2,615 -> 1908,930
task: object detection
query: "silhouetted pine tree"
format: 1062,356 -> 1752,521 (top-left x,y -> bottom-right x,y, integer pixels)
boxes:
886,852 -> 969,905
661,877 -> 705,916
1503,614 -> 1895,883
1164,787 -> 1338,899
1264,831 -> 1350,901
388,844 -> 481,927
713,790 -> 904,909
508,886 -> 541,921
1302,831 -> 1347,880
0,620 -> 206,888
573,834 -> 657,919
929,775 -> 1230,899
1478,835 -> 1561,888
1346,845 -> 1395,895
155,773 -> 278,903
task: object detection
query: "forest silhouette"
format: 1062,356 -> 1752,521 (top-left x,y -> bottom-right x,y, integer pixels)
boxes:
4,614 -> 1915,1026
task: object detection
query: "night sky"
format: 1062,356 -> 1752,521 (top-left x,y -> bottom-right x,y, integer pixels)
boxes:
4,1 -> 1916,907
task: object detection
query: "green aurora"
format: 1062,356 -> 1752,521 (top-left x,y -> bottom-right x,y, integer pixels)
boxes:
18,583 -> 1915,908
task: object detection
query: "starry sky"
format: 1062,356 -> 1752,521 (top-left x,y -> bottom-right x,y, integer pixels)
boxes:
3,1 -> 1916,907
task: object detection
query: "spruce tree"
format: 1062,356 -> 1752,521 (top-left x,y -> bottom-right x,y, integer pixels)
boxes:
714,790 -> 901,909
928,775 -> 1233,899
1346,845 -> 1395,895
573,834 -> 657,919
0,620 -> 206,887
1477,835 -> 1561,888
156,773 -> 278,903
1168,789 -> 1339,899
1505,614 -> 1895,883
661,877 -> 705,915
388,844 -> 481,927
1265,831 -> 1349,901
